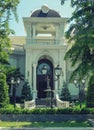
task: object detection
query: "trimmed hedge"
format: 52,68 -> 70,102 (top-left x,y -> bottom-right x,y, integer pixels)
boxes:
0,107 -> 94,114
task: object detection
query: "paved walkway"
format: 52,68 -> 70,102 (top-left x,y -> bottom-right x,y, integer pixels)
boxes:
0,127 -> 94,130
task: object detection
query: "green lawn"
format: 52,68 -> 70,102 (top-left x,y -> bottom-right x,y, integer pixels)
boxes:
0,121 -> 91,128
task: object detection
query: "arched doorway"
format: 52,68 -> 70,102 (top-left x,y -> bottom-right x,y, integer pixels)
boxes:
37,59 -> 54,99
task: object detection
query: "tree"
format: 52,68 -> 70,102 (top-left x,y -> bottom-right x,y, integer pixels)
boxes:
6,67 -> 24,82
0,0 -> 20,107
21,81 -> 32,102
0,0 -> 20,72
61,0 -> 94,86
0,71 -> 9,107
60,81 -> 71,101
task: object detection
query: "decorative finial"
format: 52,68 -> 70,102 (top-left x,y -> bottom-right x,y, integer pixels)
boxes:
41,4 -> 49,13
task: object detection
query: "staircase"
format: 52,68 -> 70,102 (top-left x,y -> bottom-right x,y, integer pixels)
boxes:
35,98 -> 56,108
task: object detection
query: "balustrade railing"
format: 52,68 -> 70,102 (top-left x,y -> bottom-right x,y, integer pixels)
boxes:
26,38 -> 62,45
56,98 -> 69,108
24,100 -> 35,109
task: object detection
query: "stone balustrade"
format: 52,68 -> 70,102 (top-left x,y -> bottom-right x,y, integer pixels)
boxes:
56,98 -> 69,108
24,100 -> 35,109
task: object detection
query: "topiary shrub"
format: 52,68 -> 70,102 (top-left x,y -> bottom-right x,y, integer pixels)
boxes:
21,81 -> 32,102
60,81 -> 71,101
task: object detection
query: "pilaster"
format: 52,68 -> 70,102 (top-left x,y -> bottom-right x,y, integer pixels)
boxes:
32,64 -> 37,99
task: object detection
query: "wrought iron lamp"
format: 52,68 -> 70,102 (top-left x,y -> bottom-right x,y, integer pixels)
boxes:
11,77 -> 20,108
54,65 -> 63,91
74,78 -> 86,108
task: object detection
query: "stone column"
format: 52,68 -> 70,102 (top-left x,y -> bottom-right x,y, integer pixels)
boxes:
32,64 -> 37,99
25,49 -> 31,81
54,64 -> 58,98
60,24 -> 64,37
32,25 -> 36,39
55,25 -> 59,40
26,24 -> 31,44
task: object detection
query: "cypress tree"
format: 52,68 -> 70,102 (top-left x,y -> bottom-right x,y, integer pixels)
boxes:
21,81 -> 32,102
60,81 -> 71,101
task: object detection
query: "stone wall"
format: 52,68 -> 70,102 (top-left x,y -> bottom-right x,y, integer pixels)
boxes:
0,114 -> 94,122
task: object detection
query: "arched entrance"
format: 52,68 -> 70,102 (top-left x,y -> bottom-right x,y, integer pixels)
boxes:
37,59 -> 54,99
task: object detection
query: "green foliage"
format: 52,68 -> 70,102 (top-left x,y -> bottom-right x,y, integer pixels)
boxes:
0,107 -> 94,114
6,67 -> 24,83
61,0 -> 94,86
86,84 -> 94,108
5,67 -> 24,97
0,0 -> 20,23
0,1 -> 20,106
21,81 -> 32,102
0,0 -> 20,68
60,81 -> 71,101
0,121 -> 90,127
61,0 -> 94,108
0,72 -> 9,107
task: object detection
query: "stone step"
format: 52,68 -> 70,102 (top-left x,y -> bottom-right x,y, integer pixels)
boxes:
35,98 -> 56,107
35,99 -> 46,105
36,105 -> 47,108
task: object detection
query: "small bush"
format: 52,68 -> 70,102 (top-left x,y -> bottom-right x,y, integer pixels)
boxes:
21,81 -> 32,102
60,81 -> 71,101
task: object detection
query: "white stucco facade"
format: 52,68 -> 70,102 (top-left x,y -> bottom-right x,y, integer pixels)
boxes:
23,8 -> 69,99
9,5 -> 79,104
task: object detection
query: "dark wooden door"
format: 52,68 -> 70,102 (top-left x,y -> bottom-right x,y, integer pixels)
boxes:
37,75 -> 47,98
37,59 -> 54,99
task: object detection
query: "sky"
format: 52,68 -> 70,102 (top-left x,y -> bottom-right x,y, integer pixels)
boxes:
9,0 -> 74,36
